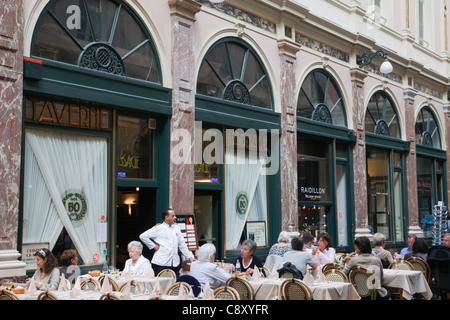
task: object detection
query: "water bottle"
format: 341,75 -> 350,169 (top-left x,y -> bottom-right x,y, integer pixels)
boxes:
236,259 -> 241,273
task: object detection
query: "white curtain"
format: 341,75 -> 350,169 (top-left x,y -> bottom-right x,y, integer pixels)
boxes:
225,149 -> 267,250
23,129 -> 108,264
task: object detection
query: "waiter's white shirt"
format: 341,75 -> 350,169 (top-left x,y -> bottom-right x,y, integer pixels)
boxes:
139,222 -> 194,267
123,255 -> 151,276
190,261 -> 230,290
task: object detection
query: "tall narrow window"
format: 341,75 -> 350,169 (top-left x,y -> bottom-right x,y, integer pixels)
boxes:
418,0 -> 425,46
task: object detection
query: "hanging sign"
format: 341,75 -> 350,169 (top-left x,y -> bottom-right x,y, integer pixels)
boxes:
176,214 -> 198,251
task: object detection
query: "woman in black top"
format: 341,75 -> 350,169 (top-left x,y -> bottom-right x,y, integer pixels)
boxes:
234,239 -> 263,274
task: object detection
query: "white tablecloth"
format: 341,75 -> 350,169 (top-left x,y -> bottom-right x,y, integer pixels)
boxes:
382,269 -> 432,300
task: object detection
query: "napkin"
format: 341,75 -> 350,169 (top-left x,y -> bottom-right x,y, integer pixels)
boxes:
177,284 -> 188,300
202,280 -> 214,300
151,277 -> 162,296
316,270 -> 326,283
303,269 -> 315,286
269,265 -> 279,280
100,275 -> 112,294
251,269 -> 261,282
145,266 -> 155,279
120,281 -> 132,300
70,276 -> 83,297
26,277 -> 38,296
58,274 -> 69,291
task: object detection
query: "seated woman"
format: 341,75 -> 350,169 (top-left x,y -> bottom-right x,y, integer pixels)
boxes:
268,231 -> 292,257
311,233 -> 336,265
371,233 -> 394,268
190,243 -> 230,290
233,239 -> 263,274
404,237 -> 429,261
122,241 -> 151,276
59,249 -> 79,285
15,248 -> 60,291
342,237 -> 391,300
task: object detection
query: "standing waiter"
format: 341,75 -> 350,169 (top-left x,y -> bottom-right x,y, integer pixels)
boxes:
139,208 -> 195,276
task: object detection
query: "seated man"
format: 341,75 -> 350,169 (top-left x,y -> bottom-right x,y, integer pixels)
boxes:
342,236 -> 391,300
282,237 -> 318,278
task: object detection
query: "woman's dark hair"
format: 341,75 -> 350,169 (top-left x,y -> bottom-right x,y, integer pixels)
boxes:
412,238 -> 429,254
318,232 -> 332,249
34,248 -> 58,273
60,249 -> 77,266
291,237 -> 304,251
354,237 -> 372,254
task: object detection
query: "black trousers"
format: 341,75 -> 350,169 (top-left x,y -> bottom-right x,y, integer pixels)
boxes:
152,263 -> 180,277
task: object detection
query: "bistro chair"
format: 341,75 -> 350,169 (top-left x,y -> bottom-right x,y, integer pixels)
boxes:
407,257 -> 431,283
177,275 -> 202,297
98,275 -> 120,292
166,281 -> 192,296
322,262 -> 339,273
213,286 -> 240,300
80,278 -> 100,291
349,266 -> 377,300
119,280 -> 143,294
280,278 -> 313,300
37,291 -> 58,300
99,293 -> 120,300
225,276 -> 255,300
157,269 -> 177,279
262,266 -> 271,278
388,260 -> 413,270
323,268 -> 349,283
0,289 -> 20,300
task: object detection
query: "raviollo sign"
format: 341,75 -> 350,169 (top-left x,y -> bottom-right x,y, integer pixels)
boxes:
62,189 -> 88,227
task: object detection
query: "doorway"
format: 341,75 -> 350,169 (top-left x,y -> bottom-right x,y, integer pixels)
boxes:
116,187 -> 156,270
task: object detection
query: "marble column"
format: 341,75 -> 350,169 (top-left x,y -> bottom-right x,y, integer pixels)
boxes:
168,0 -> 201,214
278,39 -> 301,237
0,0 -> 27,281
403,88 -> 423,237
350,68 -> 372,239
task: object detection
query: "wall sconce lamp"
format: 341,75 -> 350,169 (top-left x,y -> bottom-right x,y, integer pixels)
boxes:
357,48 -> 393,74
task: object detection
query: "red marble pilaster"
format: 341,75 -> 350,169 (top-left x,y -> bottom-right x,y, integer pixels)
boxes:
168,0 -> 201,214
445,104 -> 450,208
0,0 -> 27,280
278,39 -> 301,235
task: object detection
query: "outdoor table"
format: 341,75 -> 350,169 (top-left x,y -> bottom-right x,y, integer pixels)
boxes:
382,268 -> 432,300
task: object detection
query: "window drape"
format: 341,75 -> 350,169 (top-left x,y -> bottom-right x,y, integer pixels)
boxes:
225,149 -> 267,250
23,129 -> 108,264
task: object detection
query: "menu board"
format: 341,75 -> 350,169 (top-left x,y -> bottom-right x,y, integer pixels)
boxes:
176,214 -> 198,251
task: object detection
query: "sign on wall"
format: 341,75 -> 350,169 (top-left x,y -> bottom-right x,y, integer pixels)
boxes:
176,214 -> 199,251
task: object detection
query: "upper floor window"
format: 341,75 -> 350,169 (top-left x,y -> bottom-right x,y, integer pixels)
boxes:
196,38 -> 273,110
31,0 -> 161,83
365,91 -> 400,139
415,106 -> 441,148
297,69 -> 347,127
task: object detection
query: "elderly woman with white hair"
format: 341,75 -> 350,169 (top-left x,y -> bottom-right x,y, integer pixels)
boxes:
189,243 -> 230,290
371,233 -> 394,268
122,241 -> 151,276
268,231 -> 292,257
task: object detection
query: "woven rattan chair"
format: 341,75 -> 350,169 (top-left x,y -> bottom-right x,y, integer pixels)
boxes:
0,289 -> 20,300
225,276 -> 255,300
388,260 -> 413,270
349,266 -> 377,300
157,269 -> 177,279
166,281 -> 192,296
407,257 -> 431,283
262,266 -> 271,278
119,280 -> 143,294
99,293 -> 120,300
323,268 -> 349,283
80,278 -> 100,291
322,262 -> 339,273
37,291 -> 58,300
213,286 -> 241,300
280,278 -> 313,300
98,275 -> 120,291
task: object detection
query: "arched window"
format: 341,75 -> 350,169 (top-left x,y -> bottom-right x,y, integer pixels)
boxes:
31,0 -> 161,83
297,70 -> 347,127
365,91 -> 400,138
415,106 -> 441,148
196,38 -> 273,109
